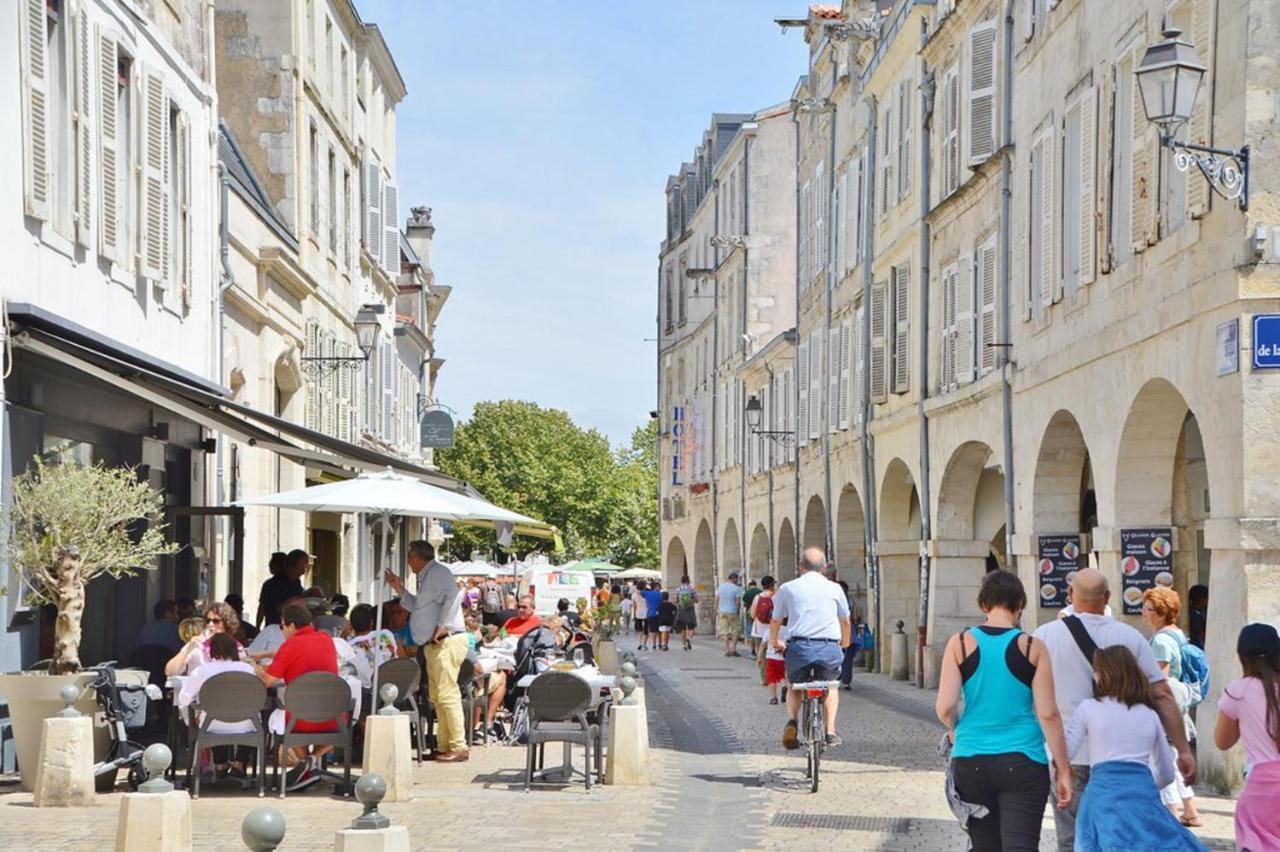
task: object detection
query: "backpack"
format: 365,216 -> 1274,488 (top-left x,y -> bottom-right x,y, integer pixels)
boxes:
483,583 -> 501,614
755,594 -> 774,625
1173,631 -> 1210,707
677,586 -> 696,609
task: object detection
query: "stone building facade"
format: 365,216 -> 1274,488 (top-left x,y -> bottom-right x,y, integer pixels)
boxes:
658,0 -> 1280,789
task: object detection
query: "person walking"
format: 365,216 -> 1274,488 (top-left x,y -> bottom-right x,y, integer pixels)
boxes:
1065,645 -> 1207,851
1214,623 -> 1280,852
642,581 -> 662,646
673,575 -> 699,650
257,550 -> 304,629
772,550 -> 850,749
657,592 -> 676,651
1140,586 -> 1203,827
385,541 -> 469,763
715,572 -> 744,657
936,570 -> 1073,851
741,580 -> 761,656
632,580 -> 651,651
749,576 -> 779,702
1031,568 -> 1195,851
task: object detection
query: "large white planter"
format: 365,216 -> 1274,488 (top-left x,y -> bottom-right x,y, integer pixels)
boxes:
596,640 -> 619,675
0,669 -> 145,791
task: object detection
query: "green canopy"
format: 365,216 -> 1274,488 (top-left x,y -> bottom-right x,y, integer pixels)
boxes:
574,558 -> 627,575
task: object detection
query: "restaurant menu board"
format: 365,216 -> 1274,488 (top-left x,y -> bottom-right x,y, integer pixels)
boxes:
1120,527 -> 1174,614
1037,535 -> 1083,608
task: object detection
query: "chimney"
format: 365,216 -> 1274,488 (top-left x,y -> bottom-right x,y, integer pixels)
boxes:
406,205 -> 435,271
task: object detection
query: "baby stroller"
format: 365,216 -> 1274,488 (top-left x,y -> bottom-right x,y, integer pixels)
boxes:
86,662 -> 163,790
504,626 -> 558,745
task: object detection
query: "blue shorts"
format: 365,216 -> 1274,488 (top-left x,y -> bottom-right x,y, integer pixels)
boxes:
784,638 -> 843,684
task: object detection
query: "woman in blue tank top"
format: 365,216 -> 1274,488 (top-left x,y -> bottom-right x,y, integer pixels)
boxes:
936,570 -> 1073,851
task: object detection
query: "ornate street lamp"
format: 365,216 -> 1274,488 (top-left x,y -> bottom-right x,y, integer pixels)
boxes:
300,304 -> 382,380
1136,26 -> 1249,208
745,394 -> 794,446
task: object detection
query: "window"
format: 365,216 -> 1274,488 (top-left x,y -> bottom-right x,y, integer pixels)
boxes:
878,103 -> 893,217
324,17 -> 333,96
942,64 -> 960,197
678,260 -> 687,326
813,161 -> 825,281
1063,85 -> 1097,296
340,45 -> 349,123
977,235 -> 998,376
328,148 -> 337,253
891,265 -> 911,394
897,79 -> 912,199
939,257 -> 973,393
808,328 -> 821,440
967,22 -> 998,166
869,281 -> 888,402
799,180 -> 811,289
1029,125 -> 1055,313
664,270 -> 674,333
309,125 -> 319,235
342,168 -> 351,267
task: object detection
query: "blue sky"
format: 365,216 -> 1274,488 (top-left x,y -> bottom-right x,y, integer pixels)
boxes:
361,1 -> 809,446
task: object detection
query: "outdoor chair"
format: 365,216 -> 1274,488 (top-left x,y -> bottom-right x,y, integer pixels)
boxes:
457,657 -> 486,747
270,672 -> 354,799
185,671 -> 268,798
524,671 -> 602,792
375,658 -> 426,763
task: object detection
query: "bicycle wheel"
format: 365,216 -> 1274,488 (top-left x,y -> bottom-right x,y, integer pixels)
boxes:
809,699 -> 823,793
801,700 -> 812,778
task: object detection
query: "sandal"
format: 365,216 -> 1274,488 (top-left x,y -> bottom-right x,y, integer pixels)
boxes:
769,697 -> 779,705
1179,816 -> 1203,828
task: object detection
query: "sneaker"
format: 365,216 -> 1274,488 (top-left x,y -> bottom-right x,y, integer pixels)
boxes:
824,733 -> 844,748
769,697 -> 779,705
284,760 -> 319,792
782,719 -> 799,751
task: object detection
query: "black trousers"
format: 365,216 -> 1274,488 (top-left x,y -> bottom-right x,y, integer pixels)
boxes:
952,752 -> 1051,852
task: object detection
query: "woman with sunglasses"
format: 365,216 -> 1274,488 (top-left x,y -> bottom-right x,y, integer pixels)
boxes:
165,601 -> 246,676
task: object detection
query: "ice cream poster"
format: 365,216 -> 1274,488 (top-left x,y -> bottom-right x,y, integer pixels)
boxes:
1119,527 -> 1174,614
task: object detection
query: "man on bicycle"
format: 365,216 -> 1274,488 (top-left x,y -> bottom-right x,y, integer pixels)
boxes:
771,547 -> 851,750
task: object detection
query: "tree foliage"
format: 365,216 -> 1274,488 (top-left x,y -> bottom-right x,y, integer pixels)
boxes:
435,401 -> 657,566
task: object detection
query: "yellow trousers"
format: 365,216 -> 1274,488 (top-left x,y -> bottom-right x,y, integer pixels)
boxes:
425,633 -> 469,753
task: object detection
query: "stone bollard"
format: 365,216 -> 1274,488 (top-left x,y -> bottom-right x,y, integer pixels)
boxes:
604,698 -> 651,786
33,685 -> 94,807
241,806 -> 286,851
114,745 -> 192,852
890,620 -> 910,681
362,686 -> 413,802
333,774 -> 411,852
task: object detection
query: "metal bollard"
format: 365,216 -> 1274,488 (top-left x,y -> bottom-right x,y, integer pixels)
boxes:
138,743 -> 174,794
377,684 -> 400,716
890,620 -> 909,681
352,773 -> 390,830
242,806 -> 286,851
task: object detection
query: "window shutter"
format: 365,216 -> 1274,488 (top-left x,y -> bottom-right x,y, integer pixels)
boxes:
160,97 -> 176,286
879,106 -> 893,216
381,339 -> 394,443
74,2 -> 92,246
783,368 -> 794,462
1079,85 -> 1097,286
848,157 -> 862,269
21,0 -> 50,220
838,319 -> 851,429
762,383 -> 771,469
177,112 -> 192,312
814,162 -> 825,277
322,333 -> 337,435
944,65 -> 960,196
835,172 -> 847,275
898,78 -> 912,198
97,30 -> 119,261
139,69 -> 168,282
799,181 -> 810,288
382,180 -> 399,278
852,305 -> 864,427
337,341 -> 352,441
967,22 -> 998,165
364,155 -> 382,265
891,267 -> 911,394
979,236 -> 998,374
870,281 -> 888,402
1186,0 -> 1212,217
809,330 -> 822,440
797,340 -> 810,442
956,256 -> 976,385
1022,0 -> 1035,42
828,326 -> 840,433
1129,55 -> 1155,250
305,321 -> 320,428
940,264 -> 956,391
1033,134 -> 1053,309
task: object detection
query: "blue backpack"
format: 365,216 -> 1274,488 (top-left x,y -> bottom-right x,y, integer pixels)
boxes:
1176,634 -> 1210,707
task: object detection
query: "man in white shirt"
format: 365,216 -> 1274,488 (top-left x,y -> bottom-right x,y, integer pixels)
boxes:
771,548 -> 851,750
1032,568 -> 1194,851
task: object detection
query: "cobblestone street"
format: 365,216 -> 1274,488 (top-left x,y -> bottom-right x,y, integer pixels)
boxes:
0,638 -> 1241,850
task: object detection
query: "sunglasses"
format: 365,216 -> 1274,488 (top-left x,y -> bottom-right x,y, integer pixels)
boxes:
517,606 -> 532,612
207,617 -> 223,624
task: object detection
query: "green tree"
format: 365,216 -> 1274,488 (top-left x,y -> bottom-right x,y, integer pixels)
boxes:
607,420 -> 659,568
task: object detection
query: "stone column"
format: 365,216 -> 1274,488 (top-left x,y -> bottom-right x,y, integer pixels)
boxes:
923,539 -> 988,688
875,540 -> 921,680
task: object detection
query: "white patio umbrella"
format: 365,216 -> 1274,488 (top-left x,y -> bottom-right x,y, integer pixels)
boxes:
613,566 -> 662,580
236,467 -> 542,705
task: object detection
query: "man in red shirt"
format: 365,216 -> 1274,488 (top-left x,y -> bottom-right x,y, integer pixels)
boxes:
255,603 -> 341,791
502,595 -> 544,637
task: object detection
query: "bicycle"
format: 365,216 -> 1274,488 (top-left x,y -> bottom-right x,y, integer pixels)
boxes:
792,679 -> 840,792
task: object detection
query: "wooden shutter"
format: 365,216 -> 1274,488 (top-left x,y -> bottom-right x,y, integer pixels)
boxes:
799,181 -> 810,288
828,326 -> 840,433
1022,0 -> 1035,42
97,29 -> 119,261
1129,50 -> 1154,250
73,2 -> 92,246
139,69 -> 168,281
940,264 -> 956,391
852,305 -> 864,426
177,112 -> 192,312
814,162 -> 825,277
382,180 -> 399,278
305,321 -> 320,428
364,155 -> 382,265
809,330 -> 822,440
762,383 -> 771,469
838,319 -> 851,429
21,0 -> 50,220
1186,0 -> 1213,217
967,22 -> 998,165
870,281 -> 888,402
160,97 -> 176,286
835,171 -> 847,275
322,333 -> 337,436
783,368 -> 794,462
891,266 -> 911,394
979,236 -> 998,374
381,339 -> 394,443
956,255 -> 975,385
337,342 -> 352,441
1033,133 -> 1053,309
797,340 -> 810,443
943,65 -> 960,196
1079,85 -> 1097,285
848,156 -> 862,269
879,105 -> 893,216
898,78 -> 912,198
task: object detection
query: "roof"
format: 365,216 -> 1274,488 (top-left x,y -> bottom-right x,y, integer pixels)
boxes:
810,4 -> 843,19
218,122 -> 298,251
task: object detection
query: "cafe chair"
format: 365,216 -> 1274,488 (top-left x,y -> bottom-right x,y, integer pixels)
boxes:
524,671 -> 601,792
185,671 -> 268,799
375,658 -> 427,763
457,657 -> 485,747
271,672 -> 354,799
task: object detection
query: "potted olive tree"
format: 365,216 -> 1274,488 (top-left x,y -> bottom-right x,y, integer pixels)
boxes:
0,459 -> 176,789
590,594 -> 623,675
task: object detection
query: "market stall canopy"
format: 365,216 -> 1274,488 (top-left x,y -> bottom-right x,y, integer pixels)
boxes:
574,558 -> 627,575
613,566 -> 662,580
448,561 -> 495,577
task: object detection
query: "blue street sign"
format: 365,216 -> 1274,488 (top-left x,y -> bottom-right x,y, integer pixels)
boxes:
1253,315 -> 1280,369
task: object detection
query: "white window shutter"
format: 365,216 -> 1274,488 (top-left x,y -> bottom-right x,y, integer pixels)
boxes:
799,181 -> 811,289
381,339 -> 394,443
1022,0 -> 1035,42
762,383 -> 771,469
814,162 -> 825,277
1079,85 -> 1097,286
797,341 -> 810,443
828,326 -> 840,434
852,306 -> 864,427
177,112 -> 192,312
838,319 -> 851,429
1129,55 -> 1154,250
160,97 -> 177,286
979,236 -> 998,374
382,180 -> 399,278
967,22 -> 998,165
337,342 -> 352,441
879,107 -> 893,217
305,321 -> 319,428
1032,135 -> 1050,310
892,266 -> 911,394
364,155 -> 382,265
1186,0 -> 1212,218
322,333 -> 337,436
944,66 -> 960,195
956,255 -> 976,385
139,69 -> 168,282
21,0 -> 50,220
784,368 -> 795,462
1040,132 -> 1058,305
835,172 -> 847,275
74,2 -> 92,247
940,264 -> 956,391
848,157 -> 861,270
898,78 -> 912,198
809,329 -> 822,440
97,29 -> 119,261
870,282 -> 888,403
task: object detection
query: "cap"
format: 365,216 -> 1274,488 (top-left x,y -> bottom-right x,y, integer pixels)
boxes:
1238,622 -> 1280,657
727,571 -> 739,579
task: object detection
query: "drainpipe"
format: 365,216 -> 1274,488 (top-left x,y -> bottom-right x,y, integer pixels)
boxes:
215,162 -> 235,587
764,361 -> 777,576
1000,0 -> 1017,566
710,183 -> 720,595
791,111 -> 803,574
822,65 -> 838,567
916,60 -> 936,688
860,94 -> 880,672
740,138 -> 751,583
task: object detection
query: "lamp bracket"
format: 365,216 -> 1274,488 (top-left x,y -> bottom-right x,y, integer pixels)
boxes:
300,357 -> 368,381
750,426 -> 796,448
1164,137 -> 1249,210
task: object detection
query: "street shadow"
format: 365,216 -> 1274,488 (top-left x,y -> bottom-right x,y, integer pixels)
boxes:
689,772 -> 761,788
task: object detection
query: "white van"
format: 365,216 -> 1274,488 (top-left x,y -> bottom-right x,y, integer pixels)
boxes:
518,566 -> 596,617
